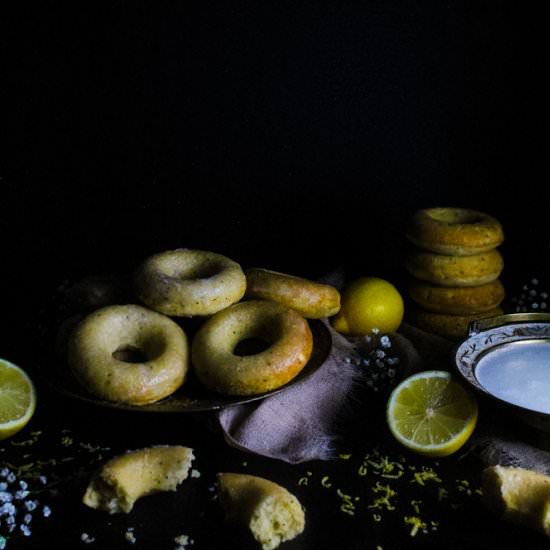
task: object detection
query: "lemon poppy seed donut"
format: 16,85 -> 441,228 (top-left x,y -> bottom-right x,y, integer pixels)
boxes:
67,304 -> 189,405
133,249 -> 247,317
407,278 -> 505,314
244,268 -> 341,319
409,306 -> 504,341
406,207 -> 504,256
405,246 -> 504,287
192,300 -> 313,396
84,445 -> 195,514
217,473 -> 305,550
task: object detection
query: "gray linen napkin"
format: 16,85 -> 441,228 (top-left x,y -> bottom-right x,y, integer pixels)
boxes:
218,321 -> 452,463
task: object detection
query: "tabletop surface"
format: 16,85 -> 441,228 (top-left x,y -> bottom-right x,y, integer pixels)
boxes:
1,254 -> 550,550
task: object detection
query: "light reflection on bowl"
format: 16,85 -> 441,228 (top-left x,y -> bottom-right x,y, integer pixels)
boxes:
454,313 -> 550,432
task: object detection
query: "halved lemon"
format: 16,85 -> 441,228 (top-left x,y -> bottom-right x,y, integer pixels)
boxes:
386,370 -> 478,457
0,358 -> 37,440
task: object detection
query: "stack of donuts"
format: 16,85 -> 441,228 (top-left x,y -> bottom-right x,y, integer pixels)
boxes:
63,249 -> 341,406
404,207 -> 506,341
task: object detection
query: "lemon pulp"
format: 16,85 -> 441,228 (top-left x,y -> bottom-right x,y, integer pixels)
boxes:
0,358 -> 37,440
386,370 -> 477,457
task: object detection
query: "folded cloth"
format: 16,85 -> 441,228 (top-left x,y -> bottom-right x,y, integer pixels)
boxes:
218,321 -> 453,464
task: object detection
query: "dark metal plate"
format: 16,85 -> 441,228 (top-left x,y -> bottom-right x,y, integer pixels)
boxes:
34,314 -> 332,413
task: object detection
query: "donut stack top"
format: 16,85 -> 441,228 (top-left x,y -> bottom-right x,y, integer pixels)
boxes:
404,207 -> 506,341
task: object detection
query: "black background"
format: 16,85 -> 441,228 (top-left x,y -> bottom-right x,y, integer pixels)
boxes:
2,3 -> 550,549
3,1 -> 548,286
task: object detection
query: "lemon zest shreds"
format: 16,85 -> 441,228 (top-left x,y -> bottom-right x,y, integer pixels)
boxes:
410,468 -> 442,486
404,515 -> 427,537
368,482 -> 397,511
336,489 -> 359,516
359,450 -> 405,479
411,500 -> 422,514
321,476 -> 332,488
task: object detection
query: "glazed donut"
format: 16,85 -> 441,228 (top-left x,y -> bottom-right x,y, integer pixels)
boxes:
406,207 -> 504,256
409,306 -> 504,341
192,300 -> 313,396
83,446 -> 195,514
405,246 -> 504,287
133,249 -> 246,317
67,304 -> 189,405
244,268 -> 341,319
217,473 -> 305,550
407,278 -> 505,314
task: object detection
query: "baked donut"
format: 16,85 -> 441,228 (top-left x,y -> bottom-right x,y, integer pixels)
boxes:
406,207 -> 504,256
67,304 -> 189,405
482,465 -> 550,537
407,278 -> 505,314
405,247 -> 504,287
83,446 -> 194,514
217,473 -> 305,550
133,249 -> 246,317
244,268 -> 341,319
408,306 -> 504,341
192,300 -> 313,396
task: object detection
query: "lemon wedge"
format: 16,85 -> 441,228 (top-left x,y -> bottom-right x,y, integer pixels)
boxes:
0,358 -> 37,440
386,370 -> 478,457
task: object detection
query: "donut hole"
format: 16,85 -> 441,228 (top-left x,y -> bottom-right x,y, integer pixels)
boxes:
174,262 -> 223,281
428,208 -> 484,225
233,337 -> 272,356
112,345 -> 149,363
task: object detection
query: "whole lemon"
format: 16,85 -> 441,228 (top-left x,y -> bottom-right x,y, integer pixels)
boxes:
331,277 -> 404,336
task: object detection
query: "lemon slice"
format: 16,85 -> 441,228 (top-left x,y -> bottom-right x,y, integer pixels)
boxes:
386,370 -> 478,457
0,358 -> 37,440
